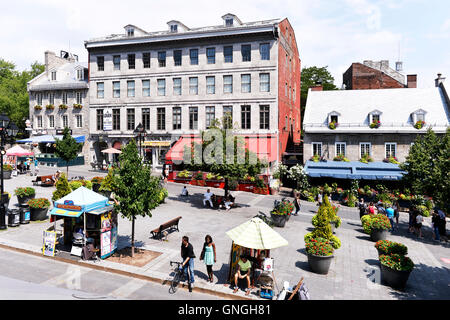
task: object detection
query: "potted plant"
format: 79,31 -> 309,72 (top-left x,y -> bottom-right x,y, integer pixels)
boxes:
2,164 -> 13,179
305,237 -> 335,274
205,173 -> 225,188
328,121 -> 338,130
15,187 -> 36,205
370,120 -> 381,129
375,240 -> 408,257
360,154 -> 374,164
310,154 -> 321,162
191,171 -> 205,186
253,177 -> 269,195
270,199 -> 293,227
414,120 -> 426,129
45,104 -> 55,110
380,254 -> 414,289
362,214 -> 392,242
27,198 -> 51,221
34,105 -> 42,110
58,104 -> 68,110
91,176 -> 104,192
384,156 -> 400,164
333,154 -> 350,162
175,170 -> 192,184
73,104 -> 83,109
239,174 -> 256,192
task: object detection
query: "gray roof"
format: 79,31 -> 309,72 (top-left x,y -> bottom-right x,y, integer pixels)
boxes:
28,61 -> 88,92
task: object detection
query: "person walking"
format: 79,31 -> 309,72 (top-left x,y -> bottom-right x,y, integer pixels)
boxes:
386,206 -> 395,232
437,210 -> 448,242
358,198 -> 367,219
317,192 -> 323,207
200,235 -> 216,283
33,158 -> 39,176
293,194 -> 301,216
393,201 -> 400,231
415,213 -> 424,238
408,206 -> 416,233
432,210 -> 441,242
180,236 -> 196,292
368,202 -> 375,215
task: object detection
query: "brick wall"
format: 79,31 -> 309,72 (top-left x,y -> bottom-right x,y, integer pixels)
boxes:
343,63 -> 405,90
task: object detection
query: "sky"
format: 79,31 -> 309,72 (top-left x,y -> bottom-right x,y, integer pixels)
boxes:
1,0 -> 449,88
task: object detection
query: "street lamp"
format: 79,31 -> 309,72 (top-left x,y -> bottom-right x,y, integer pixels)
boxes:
0,114 -> 18,230
133,123 -> 147,159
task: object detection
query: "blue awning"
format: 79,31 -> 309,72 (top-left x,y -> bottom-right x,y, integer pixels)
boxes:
304,161 -> 406,181
16,135 -> 85,144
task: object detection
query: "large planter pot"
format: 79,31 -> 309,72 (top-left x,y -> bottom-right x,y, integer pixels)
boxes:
30,207 -> 49,221
253,187 -> 269,195
307,253 -> 334,275
17,194 -> 35,206
175,178 -> 192,184
270,213 -> 287,228
270,188 -> 279,196
370,229 -> 388,242
380,264 -> 412,289
2,170 -> 12,179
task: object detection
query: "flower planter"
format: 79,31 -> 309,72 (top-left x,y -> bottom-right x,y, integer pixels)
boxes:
307,253 -> 334,275
17,194 -> 35,206
253,187 -> 270,195
270,213 -> 287,228
2,170 -> 12,179
380,264 -> 412,289
370,229 -> 388,242
206,181 -> 225,189
270,188 -> 279,196
239,183 -> 255,192
30,207 -> 49,221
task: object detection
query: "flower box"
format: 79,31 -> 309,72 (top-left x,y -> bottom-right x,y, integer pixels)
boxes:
73,104 -> 83,109
370,121 -> 381,129
328,122 -> 338,130
205,180 -> 225,188
238,183 -> 255,192
45,104 -> 55,110
414,120 -> 426,129
34,105 -> 42,110
58,104 -> 68,110
253,187 -> 270,195
175,178 -> 192,184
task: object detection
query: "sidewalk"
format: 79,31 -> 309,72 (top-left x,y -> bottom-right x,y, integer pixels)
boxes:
1,173 -> 449,300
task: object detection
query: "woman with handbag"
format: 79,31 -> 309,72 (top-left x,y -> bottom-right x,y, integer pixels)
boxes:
200,235 -> 216,283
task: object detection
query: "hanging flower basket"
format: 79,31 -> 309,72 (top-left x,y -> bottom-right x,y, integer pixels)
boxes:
34,105 -> 42,110
328,121 -> 338,130
414,120 -> 426,129
370,120 -> 381,129
58,104 -> 68,110
73,104 -> 83,109
45,104 -> 55,110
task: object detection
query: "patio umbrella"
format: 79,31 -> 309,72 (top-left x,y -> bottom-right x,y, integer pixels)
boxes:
226,217 -> 288,250
101,148 -> 122,154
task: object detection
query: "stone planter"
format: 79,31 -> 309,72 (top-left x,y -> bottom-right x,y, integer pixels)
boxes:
238,183 -> 255,192
307,253 -> 334,275
380,264 -> 412,289
2,170 -> 12,179
270,213 -> 287,228
17,194 -> 35,206
370,229 -> 388,242
30,207 -> 49,221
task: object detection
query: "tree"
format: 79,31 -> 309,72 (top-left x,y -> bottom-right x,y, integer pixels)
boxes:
112,139 -> 166,257
52,173 -> 72,201
54,127 -> 80,176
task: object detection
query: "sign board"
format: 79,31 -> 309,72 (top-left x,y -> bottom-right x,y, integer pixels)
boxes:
101,230 -> 111,258
70,246 -> 82,257
142,141 -> 171,147
56,204 -> 83,211
42,231 -> 57,257
103,109 -> 112,131
56,129 -> 72,135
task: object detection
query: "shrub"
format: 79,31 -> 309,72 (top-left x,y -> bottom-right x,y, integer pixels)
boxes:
14,187 -> 36,197
177,170 -> 192,179
157,188 -> 169,204
308,195 -> 341,249
305,237 -> 334,256
27,198 -> 51,209
271,199 -> 294,216
69,181 -> 83,191
52,173 -> 71,201
91,176 -> 104,184
228,179 -> 239,191
3,164 -> 13,171
362,214 -> 391,234
194,171 -> 204,180
380,254 -> 414,272
99,169 -> 114,191
375,240 -> 408,256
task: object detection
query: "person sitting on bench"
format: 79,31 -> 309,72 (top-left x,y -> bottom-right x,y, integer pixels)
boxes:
203,189 -> 214,208
181,186 -> 189,197
223,193 -> 235,211
233,255 -> 252,295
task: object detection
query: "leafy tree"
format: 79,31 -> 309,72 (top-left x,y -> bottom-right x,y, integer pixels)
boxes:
52,173 -> 72,201
54,127 -> 80,176
112,139 -> 166,257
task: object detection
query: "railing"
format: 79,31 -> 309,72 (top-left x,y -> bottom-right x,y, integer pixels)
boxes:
304,122 -> 448,128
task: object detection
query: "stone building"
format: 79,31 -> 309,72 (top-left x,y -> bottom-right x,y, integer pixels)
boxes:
302,74 -> 449,181
25,51 -> 90,163
84,14 -> 301,170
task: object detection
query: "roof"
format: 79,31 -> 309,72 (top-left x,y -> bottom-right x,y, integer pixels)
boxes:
28,61 -> 88,92
54,187 -> 109,212
303,86 -> 450,134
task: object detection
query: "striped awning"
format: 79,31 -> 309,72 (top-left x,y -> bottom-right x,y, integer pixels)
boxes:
226,217 -> 288,250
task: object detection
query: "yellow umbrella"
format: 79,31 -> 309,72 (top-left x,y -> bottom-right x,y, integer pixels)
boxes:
226,217 -> 288,250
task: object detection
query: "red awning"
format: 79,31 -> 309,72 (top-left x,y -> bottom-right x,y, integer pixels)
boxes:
165,136 -> 202,162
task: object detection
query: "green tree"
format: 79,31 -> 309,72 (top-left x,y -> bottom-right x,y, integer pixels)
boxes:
54,127 -> 80,176
52,173 -> 72,201
112,139 -> 166,257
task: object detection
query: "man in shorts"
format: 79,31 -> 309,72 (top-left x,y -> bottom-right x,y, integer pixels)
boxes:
233,255 -> 252,295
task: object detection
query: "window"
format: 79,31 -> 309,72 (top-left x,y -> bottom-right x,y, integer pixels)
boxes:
223,106 -> 233,129
157,79 -> 166,96
360,143 -> 371,158
158,52 -> 166,67
224,46 -> 233,63
113,55 -> 121,70
206,76 -> 215,94
335,143 -> 346,157
189,77 -> 198,95
48,115 -> 55,128
127,80 -> 135,97
157,108 -> 166,130
330,115 -> 338,124
206,106 -> 215,128
225,18 -> 233,26
143,52 -> 151,68
372,114 -> 380,123
96,109 -> 103,131
37,116 -> 42,128
62,92 -> 67,104
241,105 -> 251,129
170,24 -> 178,33
223,75 -> 233,94
241,45 -> 251,62
76,115 -> 82,128
62,115 -> 68,128
260,43 -> 270,60
173,78 -> 182,95
113,81 -> 120,98
49,93 -> 55,105
312,143 -> 322,157
142,108 -> 150,130
37,93 -> 42,105
97,56 -> 104,71
76,92 -> 83,104
127,28 -> 134,37
142,80 -> 150,97
385,143 -> 396,159
190,49 -> 198,65
173,50 -> 182,66
113,109 -> 120,130
51,71 -> 56,81
127,109 -> 135,131
259,73 -> 270,92
206,48 -> 215,64
173,107 -> 181,130
260,105 -> 270,129
128,54 -> 135,69
97,82 -> 104,99
241,74 -> 251,93
416,114 -> 425,122
189,107 -> 198,130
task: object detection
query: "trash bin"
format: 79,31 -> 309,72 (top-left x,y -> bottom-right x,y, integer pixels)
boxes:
7,209 -> 20,227
19,205 -> 30,225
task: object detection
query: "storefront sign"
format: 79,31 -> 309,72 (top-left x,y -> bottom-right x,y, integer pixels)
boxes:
56,204 -> 82,211
103,109 -> 112,131
42,230 -> 57,257
142,141 -> 171,147
101,230 -> 111,258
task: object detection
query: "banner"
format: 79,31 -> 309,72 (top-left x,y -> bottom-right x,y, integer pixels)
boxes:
42,230 -> 57,257
103,109 -> 112,131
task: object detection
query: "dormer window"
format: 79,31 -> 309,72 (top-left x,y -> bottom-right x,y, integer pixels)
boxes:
330,115 -> 338,123
127,28 -> 134,37
51,71 -> 56,81
369,110 -> 382,127
412,109 -> 427,128
76,69 -> 83,80
327,111 -> 340,129
225,18 -> 234,26
170,24 -> 178,33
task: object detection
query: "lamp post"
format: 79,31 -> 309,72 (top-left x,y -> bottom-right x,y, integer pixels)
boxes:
133,123 -> 147,159
0,114 -> 19,230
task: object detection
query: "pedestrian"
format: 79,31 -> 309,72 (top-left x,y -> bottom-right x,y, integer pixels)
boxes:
317,192 -> 323,207
358,198 -> 367,219
432,210 -> 441,242
180,186 -> 189,197
408,206 -> 416,233
203,189 -> 214,208
293,193 -> 301,216
180,236 -> 196,292
200,235 -> 216,283
393,201 -> 400,230
386,206 -> 395,232
33,158 -> 39,176
415,213 -> 424,238
437,210 -> 448,242
233,255 -> 252,295
376,202 -> 386,215
368,202 -> 375,215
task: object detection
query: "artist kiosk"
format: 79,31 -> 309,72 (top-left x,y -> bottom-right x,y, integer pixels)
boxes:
48,187 -> 118,259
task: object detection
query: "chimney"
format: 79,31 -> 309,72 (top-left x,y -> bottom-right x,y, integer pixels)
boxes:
44,50 -> 56,72
311,79 -> 323,91
407,75 -> 417,88
435,73 -> 446,87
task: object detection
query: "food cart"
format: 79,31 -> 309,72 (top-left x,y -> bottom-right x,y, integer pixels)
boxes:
225,217 -> 288,298
48,187 -> 118,259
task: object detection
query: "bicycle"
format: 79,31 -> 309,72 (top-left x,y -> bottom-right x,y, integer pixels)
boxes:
169,261 -> 191,294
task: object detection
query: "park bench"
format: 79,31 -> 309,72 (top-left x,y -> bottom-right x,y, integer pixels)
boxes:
151,216 -> 182,240
32,175 -> 55,187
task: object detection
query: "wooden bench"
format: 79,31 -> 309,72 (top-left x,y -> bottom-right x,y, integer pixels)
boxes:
32,175 -> 55,187
151,216 -> 182,240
